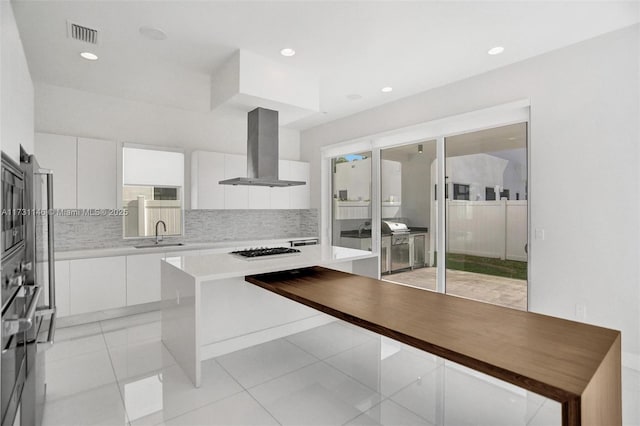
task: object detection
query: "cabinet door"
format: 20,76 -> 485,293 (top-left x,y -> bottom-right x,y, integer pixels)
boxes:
270,160 -> 290,209
69,256 -> 126,315
381,160 -> 402,202
54,260 -> 70,317
34,133 -> 77,209
223,154 -> 248,209
360,238 -> 372,251
248,186 -> 271,209
289,161 -> 310,209
126,253 -> 164,305
191,151 -> 225,209
77,138 -> 117,209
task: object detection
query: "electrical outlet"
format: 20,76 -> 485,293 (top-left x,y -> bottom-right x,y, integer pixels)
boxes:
575,303 -> 587,321
535,228 -> 545,240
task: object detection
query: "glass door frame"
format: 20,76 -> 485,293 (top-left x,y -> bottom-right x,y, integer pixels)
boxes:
320,99 -> 531,307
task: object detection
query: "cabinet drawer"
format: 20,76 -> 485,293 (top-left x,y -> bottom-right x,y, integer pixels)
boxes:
126,253 -> 164,306
69,256 -> 126,315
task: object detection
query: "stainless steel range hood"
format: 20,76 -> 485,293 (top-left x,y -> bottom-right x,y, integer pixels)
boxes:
219,107 -> 306,187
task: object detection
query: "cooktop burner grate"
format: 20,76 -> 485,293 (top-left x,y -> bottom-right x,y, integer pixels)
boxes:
231,247 -> 301,260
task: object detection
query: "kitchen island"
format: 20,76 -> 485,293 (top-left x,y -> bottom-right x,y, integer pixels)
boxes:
160,244 -> 378,387
246,266 -> 621,426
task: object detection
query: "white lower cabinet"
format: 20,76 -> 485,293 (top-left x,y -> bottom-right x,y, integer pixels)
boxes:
126,253 -> 164,306
54,260 -> 71,317
69,256 -> 126,315
340,237 -> 372,251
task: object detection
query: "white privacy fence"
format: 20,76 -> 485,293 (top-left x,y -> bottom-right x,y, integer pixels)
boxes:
446,200 -> 527,261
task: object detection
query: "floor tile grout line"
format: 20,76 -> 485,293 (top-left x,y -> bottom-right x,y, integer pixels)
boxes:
315,338 -> 441,400
525,399 -> 548,426
244,389 -> 284,426
243,358 -> 325,391
382,364 -> 445,425
284,329 -> 378,362
98,320 -> 133,426
339,397 -> 389,426
105,353 -> 244,426
215,336 -> 384,425
149,388 -> 248,426
212,359 -> 283,426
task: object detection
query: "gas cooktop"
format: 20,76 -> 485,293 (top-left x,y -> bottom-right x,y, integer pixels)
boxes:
230,247 -> 301,260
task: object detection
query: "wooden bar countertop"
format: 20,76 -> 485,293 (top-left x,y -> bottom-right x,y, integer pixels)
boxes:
246,266 -> 621,426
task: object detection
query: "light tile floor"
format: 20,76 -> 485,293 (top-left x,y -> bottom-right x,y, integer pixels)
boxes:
43,311 -> 639,426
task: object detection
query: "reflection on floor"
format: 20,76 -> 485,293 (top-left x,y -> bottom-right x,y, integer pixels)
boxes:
42,311 -> 640,426
384,267 -> 527,311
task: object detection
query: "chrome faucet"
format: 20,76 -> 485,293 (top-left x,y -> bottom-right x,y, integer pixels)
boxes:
155,220 -> 167,244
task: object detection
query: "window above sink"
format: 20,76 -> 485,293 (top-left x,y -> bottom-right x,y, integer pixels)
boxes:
122,144 -> 185,238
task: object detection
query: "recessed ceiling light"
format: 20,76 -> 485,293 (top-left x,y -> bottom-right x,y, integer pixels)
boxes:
381,86 -> 393,93
488,46 -> 505,55
280,48 -> 296,57
139,26 -> 167,41
80,52 -> 98,61
346,94 -> 363,101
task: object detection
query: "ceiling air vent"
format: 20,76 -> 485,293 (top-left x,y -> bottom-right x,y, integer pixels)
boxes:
67,21 -> 99,44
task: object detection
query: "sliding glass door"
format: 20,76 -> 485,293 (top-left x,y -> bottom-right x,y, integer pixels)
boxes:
380,141 -> 438,288
444,123 -> 528,310
331,152 -> 373,251
376,124 -> 528,310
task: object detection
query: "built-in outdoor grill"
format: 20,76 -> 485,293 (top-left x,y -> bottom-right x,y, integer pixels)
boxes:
231,247 -> 301,260
382,220 -> 411,272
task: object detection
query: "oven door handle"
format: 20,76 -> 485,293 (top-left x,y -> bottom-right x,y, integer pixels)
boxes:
2,286 -> 43,337
36,309 -> 56,352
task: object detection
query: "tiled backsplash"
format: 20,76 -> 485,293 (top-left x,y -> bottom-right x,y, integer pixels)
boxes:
54,209 -> 319,251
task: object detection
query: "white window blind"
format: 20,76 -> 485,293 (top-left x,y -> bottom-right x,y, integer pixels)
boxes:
123,146 -> 184,186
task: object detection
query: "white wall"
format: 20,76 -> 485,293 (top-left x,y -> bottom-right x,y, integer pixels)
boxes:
1,1 -> 34,161
34,83 -> 301,207
301,25 -> 640,366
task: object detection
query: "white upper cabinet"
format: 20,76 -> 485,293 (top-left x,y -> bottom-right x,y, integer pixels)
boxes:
270,160 -> 290,209
35,133 -> 117,209
77,137 -> 117,209
248,186 -> 271,209
191,150 -> 310,210
289,160 -> 310,209
34,133 -> 77,209
381,159 -> 402,203
223,154 -> 249,209
191,150 -> 225,209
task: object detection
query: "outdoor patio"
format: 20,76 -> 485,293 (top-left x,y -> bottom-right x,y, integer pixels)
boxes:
383,267 -> 527,311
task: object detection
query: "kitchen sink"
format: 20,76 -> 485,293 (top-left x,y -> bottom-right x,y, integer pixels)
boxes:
134,242 -> 186,249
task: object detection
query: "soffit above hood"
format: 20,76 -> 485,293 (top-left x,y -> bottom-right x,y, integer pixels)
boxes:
219,107 -> 306,187
210,50 -> 319,126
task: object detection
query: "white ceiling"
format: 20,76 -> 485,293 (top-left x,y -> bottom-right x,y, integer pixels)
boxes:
381,122 -> 526,161
13,1 -> 639,130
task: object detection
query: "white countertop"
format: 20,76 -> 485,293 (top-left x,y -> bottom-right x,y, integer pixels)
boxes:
55,237 -> 318,261
163,244 -> 377,281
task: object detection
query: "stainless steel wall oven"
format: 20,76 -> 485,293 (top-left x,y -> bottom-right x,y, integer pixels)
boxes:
2,154 -> 25,260
1,151 -> 56,426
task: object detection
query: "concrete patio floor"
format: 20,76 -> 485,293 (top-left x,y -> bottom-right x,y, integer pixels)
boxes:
383,267 -> 527,311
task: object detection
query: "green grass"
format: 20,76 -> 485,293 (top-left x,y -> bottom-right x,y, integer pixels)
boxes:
436,252 -> 527,280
